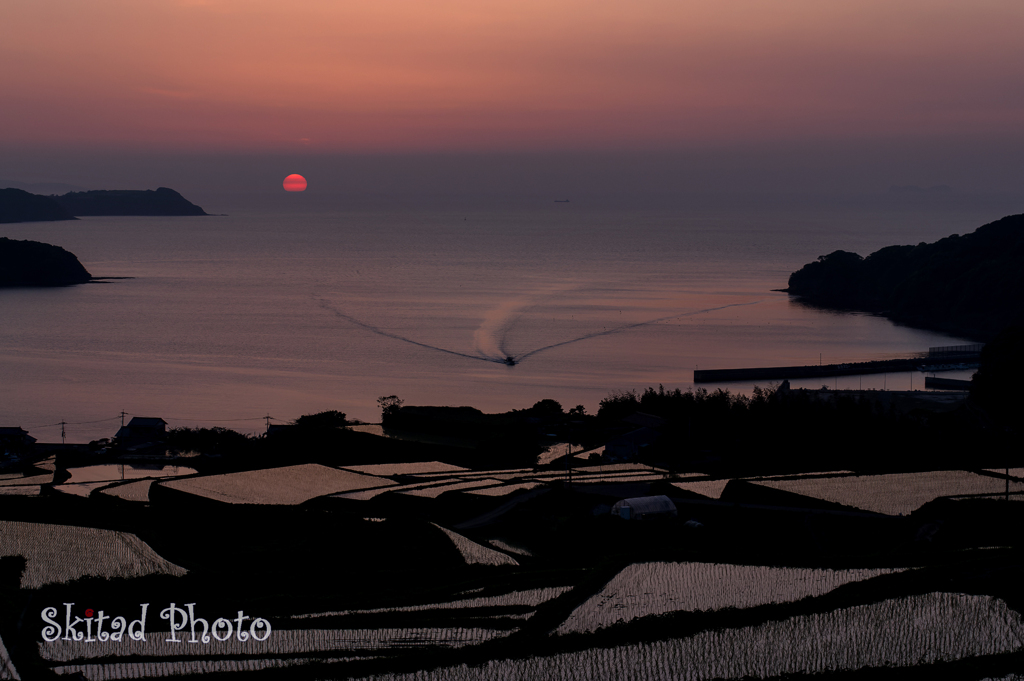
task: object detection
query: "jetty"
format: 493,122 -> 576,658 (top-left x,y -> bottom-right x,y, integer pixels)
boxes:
694,344 -> 982,384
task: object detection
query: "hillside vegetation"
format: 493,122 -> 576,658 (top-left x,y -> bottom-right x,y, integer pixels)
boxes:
0,237 -> 92,286
0,188 -> 77,223
786,213 -> 1024,340
54,187 -> 208,216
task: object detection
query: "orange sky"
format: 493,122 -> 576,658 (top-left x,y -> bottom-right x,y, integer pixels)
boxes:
2,0 -> 1023,152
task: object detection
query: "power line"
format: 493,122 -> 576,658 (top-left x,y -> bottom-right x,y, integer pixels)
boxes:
24,413 -> 282,432
160,416 -> 275,423
26,416 -> 122,429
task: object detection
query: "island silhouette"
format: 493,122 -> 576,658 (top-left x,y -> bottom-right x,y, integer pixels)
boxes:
1,186 -> 207,222
0,188 -> 76,224
0,236 -> 91,286
785,212 -> 1024,341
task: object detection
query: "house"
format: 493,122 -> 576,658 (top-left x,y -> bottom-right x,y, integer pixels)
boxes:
0,427 -> 36,457
603,427 -> 660,462
611,495 -> 677,520
115,417 -> 168,448
622,412 -> 666,429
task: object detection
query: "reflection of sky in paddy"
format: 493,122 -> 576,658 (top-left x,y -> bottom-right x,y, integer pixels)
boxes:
65,463 -> 197,484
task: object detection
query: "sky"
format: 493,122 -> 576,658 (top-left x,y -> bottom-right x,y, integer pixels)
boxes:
2,0 -> 1024,198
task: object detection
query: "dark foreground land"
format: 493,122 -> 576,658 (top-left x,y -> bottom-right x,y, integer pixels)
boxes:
2,367 -> 1023,680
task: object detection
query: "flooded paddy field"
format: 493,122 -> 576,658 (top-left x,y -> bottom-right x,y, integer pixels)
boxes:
3,435 -> 1024,680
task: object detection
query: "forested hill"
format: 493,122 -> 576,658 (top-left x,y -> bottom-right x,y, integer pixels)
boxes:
785,212 -> 1024,341
0,188 -> 77,223
54,187 -> 208,216
0,237 -> 92,287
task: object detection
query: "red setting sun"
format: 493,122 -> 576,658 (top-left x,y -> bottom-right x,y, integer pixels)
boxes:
283,174 -> 307,192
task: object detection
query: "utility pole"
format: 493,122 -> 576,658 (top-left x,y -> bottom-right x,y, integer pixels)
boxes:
264,414 -> 272,435
565,445 -> 571,488
60,420 -> 66,445
120,411 -> 127,428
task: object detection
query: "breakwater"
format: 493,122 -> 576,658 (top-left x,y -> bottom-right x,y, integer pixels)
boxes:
695,356 -> 979,383
924,376 -> 973,390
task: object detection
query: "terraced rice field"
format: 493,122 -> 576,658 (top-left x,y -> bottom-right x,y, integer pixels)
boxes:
399,479 -> 506,498
0,633 -> 17,680
538,445 -> 610,466
0,520 -> 186,588
342,462 -> 468,476
99,479 -> 156,503
556,562 -> 904,634
160,464 -> 392,505
408,468 -> 535,480
432,524 -> 519,566
574,463 -> 667,474
0,471 -> 53,487
573,446 -> 605,461
51,482 -> 117,498
466,483 -> 543,497
333,474 -> 543,501
0,485 -> 41,496
947,493 -> 1024,503
567,473 -> 668,484
356,593 -> 1023,680
40,626 -> 506,662
751,471 -> 1024,516
64,464 -> 196,484
487,539 -> 533,556
984,468 -> 1024,480
753,471 -> 854,479
293,586 -> 572,619
671,479 -> 732,499
52,656 -> 361,681
332,488 -> 395,501
331,478 -> 480,501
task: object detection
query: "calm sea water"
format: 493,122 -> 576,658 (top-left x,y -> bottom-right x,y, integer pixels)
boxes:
1,198 -> 1005,443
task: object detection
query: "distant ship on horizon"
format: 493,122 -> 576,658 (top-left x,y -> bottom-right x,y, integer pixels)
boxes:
554,199 -> 570,203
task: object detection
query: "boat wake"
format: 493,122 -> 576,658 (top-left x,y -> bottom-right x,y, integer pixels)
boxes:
315,294 -> 764,367
314,297 -> 509,365
473,284 -> 577,362
511,300 -> 765,362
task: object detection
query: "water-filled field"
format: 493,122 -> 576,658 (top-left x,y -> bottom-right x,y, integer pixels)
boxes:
351,593 -> 1024,681
556,562 -> 904,635
750,471 -> 1024,516
160,464 -> 391,505
0,521 -> 186,588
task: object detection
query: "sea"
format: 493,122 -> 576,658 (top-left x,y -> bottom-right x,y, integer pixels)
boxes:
1,194 -> 1016,444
